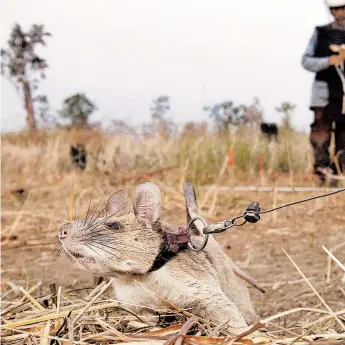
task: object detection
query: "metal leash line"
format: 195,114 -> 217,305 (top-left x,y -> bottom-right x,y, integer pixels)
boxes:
259,187 -> 345,214
198,187 -> 345,238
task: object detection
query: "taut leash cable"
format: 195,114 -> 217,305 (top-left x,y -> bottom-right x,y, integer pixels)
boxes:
187,188 -> 345,251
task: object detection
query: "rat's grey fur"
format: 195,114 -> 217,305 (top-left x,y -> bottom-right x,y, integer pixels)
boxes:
58,182 -> 257,329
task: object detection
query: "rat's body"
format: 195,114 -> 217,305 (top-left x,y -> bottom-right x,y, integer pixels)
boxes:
58,183 -> 256,329
113,239 -> 256,327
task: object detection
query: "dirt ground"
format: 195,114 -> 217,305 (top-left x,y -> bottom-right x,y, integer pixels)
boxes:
1,173 -> 345,325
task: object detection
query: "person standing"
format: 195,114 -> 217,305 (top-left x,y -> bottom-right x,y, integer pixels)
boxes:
302,0 -> 345,185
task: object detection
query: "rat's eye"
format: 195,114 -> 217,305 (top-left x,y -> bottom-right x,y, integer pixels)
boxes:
106,221 -> 121,230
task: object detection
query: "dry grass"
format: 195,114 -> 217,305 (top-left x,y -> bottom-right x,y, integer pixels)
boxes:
1,264 -> 345,345
1,127 -> 318,188
1,128 -> 345,344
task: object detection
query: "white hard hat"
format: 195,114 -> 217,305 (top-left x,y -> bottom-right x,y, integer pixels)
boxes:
325,0 -> 345,7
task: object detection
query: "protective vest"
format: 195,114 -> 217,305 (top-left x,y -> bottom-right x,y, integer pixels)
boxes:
315,24 -> 345,98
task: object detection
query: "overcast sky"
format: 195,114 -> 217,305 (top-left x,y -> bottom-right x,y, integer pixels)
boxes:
0,0 -> 331,132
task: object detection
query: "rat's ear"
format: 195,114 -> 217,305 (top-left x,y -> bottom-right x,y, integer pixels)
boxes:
106,188 -> 128,216
133,182 -> 161,226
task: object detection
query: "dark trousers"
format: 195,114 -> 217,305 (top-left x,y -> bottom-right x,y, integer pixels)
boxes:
310,107 -> 345,178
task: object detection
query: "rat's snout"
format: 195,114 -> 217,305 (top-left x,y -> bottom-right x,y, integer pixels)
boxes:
58,223 -> 72,240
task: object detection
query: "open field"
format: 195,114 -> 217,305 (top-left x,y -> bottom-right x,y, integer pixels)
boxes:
1,129 -> 345,344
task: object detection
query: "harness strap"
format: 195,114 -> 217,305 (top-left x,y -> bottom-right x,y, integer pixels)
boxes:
148,226 -> 191,272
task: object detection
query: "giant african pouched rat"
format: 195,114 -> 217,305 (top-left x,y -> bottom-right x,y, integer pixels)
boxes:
58,182 -> 258,329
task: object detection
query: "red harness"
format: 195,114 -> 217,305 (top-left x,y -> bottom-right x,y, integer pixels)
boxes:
148,226 -> 191,272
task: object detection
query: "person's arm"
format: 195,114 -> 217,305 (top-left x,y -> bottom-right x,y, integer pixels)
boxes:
301,29 -> 330,72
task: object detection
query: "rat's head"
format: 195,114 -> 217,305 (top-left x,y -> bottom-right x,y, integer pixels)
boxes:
57,182 -> 163,276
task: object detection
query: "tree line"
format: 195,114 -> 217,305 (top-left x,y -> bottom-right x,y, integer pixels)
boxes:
1,23 -> 296,132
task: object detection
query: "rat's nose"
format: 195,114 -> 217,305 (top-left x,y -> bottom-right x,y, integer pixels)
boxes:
58,224 -> 72,240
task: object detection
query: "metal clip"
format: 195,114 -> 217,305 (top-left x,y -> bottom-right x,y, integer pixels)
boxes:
203,220 -> 236,234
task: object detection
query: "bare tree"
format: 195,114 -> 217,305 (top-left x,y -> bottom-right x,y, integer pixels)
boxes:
276,102 -> 296,129
149,95 -> 174,135
59,93 -> 97,128
239,97 -> 263,128
1,23 -> 51,131
204,101 -> 245,132
150,95 -> 170,119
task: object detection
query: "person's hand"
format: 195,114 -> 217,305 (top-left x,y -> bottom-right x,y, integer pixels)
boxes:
329,55 -> 345,66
